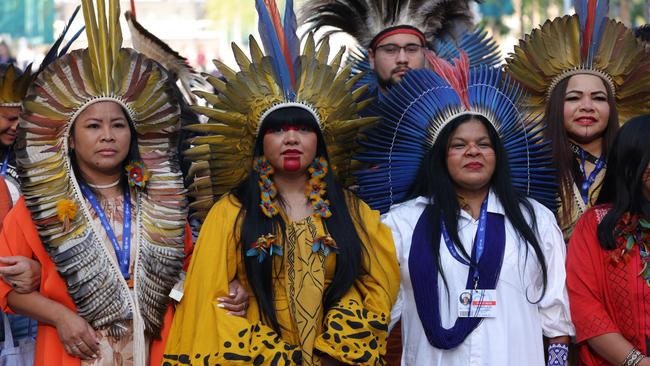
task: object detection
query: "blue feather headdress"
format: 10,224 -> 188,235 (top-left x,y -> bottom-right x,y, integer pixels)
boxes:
354,54 -> 556,213
349,27 -> 501,96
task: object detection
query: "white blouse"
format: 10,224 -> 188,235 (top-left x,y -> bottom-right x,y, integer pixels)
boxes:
382,191 -> 574,366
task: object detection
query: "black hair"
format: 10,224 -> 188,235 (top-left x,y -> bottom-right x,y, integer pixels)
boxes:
68,103 -> 141,194
596,115 -> 650,249
544,75 -> 618,228
409,114 -> 548,300
232,106 -> 366,333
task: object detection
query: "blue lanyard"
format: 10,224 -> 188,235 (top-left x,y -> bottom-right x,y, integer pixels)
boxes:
1,151 -> 9,177
79,183 -> 132,280
440,197 -> 488,287
577,148 -> 605,204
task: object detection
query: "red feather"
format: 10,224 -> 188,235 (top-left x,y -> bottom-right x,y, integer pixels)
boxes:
130,0 -> 137,19
427,50 -> 471,110
264,0 -> 295,84
581,0 -> 597,59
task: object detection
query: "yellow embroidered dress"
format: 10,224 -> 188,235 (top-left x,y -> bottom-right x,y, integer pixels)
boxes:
163,195 -> 399,366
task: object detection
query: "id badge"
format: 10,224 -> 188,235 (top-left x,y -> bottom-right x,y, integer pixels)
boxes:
458,289 -> 497,318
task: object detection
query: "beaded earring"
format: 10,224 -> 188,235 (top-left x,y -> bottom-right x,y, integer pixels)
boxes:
307,157 -> 338,256
254,156 -> 279,218
306,157 -> 331,218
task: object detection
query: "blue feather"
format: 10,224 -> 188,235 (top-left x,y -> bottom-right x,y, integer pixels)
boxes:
283,0 -> 300,72
575,0 -> 588,34
59,26 -> 85,57
40,5 -> 84,72
255,0 -> 293,97
589,0 -> 609,65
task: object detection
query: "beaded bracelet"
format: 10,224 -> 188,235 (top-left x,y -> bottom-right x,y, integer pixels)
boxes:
622,348 -> 645,366
548,343 -> 569,366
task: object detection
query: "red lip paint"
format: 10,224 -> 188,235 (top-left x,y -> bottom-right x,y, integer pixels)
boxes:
283,156 -> 301,171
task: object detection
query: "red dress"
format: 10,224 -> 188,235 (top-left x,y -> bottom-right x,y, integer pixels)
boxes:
567,205 -> 650,365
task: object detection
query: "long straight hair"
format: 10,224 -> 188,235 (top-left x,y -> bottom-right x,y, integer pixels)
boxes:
596,115 -> 650,249
544,75 -> 618,226
409,114 -> 548,299
232,106 -> 365,333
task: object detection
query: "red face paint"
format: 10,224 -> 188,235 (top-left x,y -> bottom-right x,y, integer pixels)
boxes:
283,156 -> 301,171
264,123 -> 313,134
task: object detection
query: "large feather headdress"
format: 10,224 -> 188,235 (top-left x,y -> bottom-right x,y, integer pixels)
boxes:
299,0 -> 477,48
184,0 -> 375,222
0,65 -> 32,108
19,0 -> 186,342
506,0 -> 650,122
355,55 -> 556,212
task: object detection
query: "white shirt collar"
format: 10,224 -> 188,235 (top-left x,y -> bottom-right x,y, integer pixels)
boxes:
412,189 -> 505,220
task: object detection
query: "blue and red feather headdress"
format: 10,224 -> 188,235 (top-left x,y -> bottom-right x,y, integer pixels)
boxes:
354,54 -> 556,212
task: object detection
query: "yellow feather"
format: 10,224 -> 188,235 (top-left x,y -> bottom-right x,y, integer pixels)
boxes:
81,0 -> 101,85
109,0 -> 122,87
249,36 -> 265,64
232,43 -> 252,72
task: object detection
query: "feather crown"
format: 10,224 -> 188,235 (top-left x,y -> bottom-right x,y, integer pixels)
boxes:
19,0 -> 186,340
299,0 -> 477,48
354,54 -> 556,212
184,0 -> 375,222
0,64 -> 32,108
506,0 -> 650,122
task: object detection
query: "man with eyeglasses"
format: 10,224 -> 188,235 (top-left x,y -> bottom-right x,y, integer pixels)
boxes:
367,25 -> 427,90
299,1 -> 477,95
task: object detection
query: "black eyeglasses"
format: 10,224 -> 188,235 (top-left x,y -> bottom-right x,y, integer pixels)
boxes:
375,43 -> 424,56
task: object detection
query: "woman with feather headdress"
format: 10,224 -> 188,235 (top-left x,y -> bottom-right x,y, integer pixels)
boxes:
353,54 -> 574,365
0,0 -> 193,364
162,1 -> 399,365
505,0 -> 650,241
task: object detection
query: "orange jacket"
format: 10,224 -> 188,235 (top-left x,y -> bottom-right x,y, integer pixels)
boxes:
0,197 -> 193,366
0,177 -> 13,228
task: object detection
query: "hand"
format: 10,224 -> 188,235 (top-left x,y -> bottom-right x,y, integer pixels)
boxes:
54,309 -> 100,360
0,256 -> 41,294
217,279 -> 249,317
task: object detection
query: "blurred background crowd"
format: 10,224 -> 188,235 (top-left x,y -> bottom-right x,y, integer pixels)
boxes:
1,0 -> 649,74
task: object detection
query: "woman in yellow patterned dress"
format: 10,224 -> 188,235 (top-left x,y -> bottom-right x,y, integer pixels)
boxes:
162,1 -> 399,365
